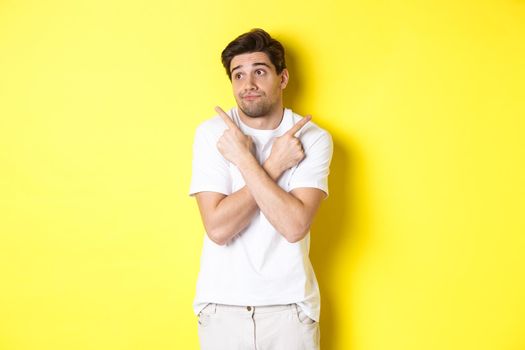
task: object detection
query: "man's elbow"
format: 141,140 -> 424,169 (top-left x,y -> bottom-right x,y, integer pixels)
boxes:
208,234 -> 228,246
205,225 -> 234,246
205,228 -> 226,245
283,224 -> 310,243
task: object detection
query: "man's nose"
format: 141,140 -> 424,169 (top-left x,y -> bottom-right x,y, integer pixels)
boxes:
245,75 -> 257,90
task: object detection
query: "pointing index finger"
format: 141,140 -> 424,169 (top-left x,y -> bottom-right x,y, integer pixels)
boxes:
286,115 -> 312,136
215,106 -> 239,130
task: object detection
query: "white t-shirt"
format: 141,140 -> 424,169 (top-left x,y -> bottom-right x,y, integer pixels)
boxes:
189,107 -> 333,322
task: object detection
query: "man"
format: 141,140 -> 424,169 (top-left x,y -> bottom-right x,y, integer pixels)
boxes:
189,28 -> 333,349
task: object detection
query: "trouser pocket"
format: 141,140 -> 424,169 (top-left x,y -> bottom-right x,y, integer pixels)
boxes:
295,304 -> 317,325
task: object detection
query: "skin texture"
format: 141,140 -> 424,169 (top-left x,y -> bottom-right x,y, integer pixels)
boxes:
195,52 -> 326,245
230,52 -> 288,129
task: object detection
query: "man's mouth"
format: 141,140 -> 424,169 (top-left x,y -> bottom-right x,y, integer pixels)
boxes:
243,94 -> 262,100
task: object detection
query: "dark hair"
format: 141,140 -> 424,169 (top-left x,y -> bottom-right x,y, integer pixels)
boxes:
221,28 -> 286,80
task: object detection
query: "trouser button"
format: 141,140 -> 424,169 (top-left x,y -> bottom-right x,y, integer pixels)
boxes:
247,306 -> 252,311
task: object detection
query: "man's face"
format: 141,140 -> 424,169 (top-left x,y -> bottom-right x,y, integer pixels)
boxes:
230,51 -> 288,118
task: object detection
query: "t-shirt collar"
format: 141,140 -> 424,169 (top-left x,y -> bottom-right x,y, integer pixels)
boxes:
232,107 -> 292,137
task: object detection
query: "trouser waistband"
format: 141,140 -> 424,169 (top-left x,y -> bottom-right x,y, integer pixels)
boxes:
202,303 -> 297,315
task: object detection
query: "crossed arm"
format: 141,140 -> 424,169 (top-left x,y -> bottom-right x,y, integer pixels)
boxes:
195,106 -> 326,245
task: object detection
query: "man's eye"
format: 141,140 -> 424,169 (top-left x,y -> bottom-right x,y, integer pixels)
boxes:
255,70 -> 265,75
235,73 -> 243,79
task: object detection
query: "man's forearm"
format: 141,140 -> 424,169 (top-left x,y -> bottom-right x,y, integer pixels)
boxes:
204,162 -> 283,245
210,105 -> 316,243
237,156 -> 310,243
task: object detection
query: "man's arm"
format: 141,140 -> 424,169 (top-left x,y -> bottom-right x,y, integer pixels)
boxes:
195,162 -> 282,246
194,108 -> 310,245
215,106 -> 326,243
236,155 -> 326,243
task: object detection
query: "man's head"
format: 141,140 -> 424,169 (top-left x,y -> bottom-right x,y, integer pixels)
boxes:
221,28 -> 287,80
221,28 -> 289,118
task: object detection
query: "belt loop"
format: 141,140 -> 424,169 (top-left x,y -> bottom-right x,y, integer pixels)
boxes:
292,303 -> 300,322
212,303 -> 217,314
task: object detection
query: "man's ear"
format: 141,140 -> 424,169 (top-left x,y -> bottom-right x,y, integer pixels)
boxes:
280,68 -> 289,89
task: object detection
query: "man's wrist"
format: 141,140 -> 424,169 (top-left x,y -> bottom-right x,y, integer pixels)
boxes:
263,159 -> 283,181
236,153 -> 259,172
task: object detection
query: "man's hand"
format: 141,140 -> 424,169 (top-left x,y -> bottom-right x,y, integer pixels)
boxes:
215,106 -> 255,167
264,115 -> 312,179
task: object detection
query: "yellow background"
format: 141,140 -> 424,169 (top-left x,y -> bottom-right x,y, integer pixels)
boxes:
1,0 -> 524,349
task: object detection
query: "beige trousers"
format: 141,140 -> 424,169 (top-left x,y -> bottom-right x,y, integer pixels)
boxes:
197,303 -> 320,350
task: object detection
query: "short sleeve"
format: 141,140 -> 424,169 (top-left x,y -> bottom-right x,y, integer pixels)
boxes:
288,131 -> 333,197
189,124 -> 231,196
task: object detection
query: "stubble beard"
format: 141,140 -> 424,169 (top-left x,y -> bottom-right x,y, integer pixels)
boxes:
238,95 -> 275,118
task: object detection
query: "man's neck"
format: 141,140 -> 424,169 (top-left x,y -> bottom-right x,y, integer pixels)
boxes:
238,105 -> 285,130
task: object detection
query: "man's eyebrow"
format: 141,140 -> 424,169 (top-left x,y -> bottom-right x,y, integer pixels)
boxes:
230,62 -> 272,74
